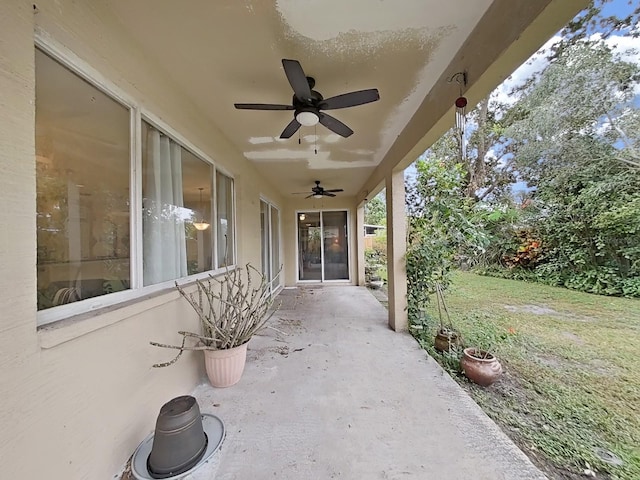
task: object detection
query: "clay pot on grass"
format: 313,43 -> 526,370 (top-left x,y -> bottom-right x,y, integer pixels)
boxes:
432,283 -> 461,353
460,347 -> 502,386
434,328 -> 461,353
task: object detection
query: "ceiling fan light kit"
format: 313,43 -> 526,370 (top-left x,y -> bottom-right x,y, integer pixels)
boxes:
234,59 -> 380,139
296,109 -> 319,126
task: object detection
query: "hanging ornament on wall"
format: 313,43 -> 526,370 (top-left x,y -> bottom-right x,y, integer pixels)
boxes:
448,71 -> 468,161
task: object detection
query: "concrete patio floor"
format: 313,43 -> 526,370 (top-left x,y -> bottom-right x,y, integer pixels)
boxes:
191,286 -> 547,480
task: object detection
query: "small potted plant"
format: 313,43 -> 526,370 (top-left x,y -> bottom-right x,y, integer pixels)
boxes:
460,347 -> 503,386
433,283 -> 461,353
150,264 -> 277,387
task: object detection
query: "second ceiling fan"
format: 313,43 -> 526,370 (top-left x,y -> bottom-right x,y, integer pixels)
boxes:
234,59 -> 380,139
293,181 -> 344,199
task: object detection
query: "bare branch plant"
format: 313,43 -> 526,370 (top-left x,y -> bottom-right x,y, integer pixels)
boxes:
150,264 -> 278,368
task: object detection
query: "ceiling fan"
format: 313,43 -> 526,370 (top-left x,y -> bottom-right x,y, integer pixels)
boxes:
293,181 -> 344,199
234,59 -> 380,139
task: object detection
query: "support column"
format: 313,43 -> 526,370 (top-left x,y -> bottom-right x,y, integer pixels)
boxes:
356,203 -> 365,286
385,170 -> 408,331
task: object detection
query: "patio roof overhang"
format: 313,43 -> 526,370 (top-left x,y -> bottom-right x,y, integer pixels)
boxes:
106,0 -> 587,202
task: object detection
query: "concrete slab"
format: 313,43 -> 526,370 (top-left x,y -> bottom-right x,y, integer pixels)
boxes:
192,286 -> 547,480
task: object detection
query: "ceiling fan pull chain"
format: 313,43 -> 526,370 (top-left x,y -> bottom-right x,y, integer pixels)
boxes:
314,124 -> 317,155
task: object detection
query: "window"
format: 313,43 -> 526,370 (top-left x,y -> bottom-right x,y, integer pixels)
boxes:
216,171 -> 235,268
142,121 -> 213,285
260,199 -> 281,294
35,49 -> 131,310
35,48 -> 235,321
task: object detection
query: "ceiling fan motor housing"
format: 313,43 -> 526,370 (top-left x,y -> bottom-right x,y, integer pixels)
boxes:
293,89 -> 323,108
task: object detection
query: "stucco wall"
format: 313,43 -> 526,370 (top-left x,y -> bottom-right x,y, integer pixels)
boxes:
0,1 -> 284,477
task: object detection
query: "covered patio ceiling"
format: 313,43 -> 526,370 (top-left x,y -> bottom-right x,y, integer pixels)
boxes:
107,0 -> 585,200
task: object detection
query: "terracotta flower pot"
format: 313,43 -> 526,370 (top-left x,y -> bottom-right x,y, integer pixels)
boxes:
203,342 -> 248,388
460,347 -> 502,386
434,329 -> 461,352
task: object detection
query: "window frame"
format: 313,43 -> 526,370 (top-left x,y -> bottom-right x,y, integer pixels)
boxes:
260,196 -> 283,296
35,35 -> 237,327
215,169 -> 237,269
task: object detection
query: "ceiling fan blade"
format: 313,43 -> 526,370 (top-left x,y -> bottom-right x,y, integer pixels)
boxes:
318,112 -> 353,138
305,194 -> 314,199
280,118 -> 301,139
323,192 -> 337,197
234,103 -> 294,110
320,89 -> 380,110
324,189 -> 344,193
282,59 -> 312,102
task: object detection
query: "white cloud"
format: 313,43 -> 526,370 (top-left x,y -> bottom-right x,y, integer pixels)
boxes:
594,32 -> 640,64
491,36 -> 560,106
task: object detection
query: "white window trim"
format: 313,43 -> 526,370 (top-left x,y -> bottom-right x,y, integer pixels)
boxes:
260,196 -> 283,296
214,167 -> 237,268
35,34 -> 237,327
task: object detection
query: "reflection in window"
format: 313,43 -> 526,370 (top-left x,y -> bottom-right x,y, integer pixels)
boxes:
35,50 -> 237,316
270,205 -> 280,287
142,121 -> 213,285
35,49 -> 131,310
260,200 -> 271,281
216,172 -> 235,267
260,200 -> 281,293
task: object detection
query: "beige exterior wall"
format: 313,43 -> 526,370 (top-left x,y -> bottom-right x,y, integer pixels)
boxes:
0,1 -> 284,478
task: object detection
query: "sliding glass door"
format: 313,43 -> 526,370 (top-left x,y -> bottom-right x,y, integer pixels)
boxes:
297,210 -> 349,282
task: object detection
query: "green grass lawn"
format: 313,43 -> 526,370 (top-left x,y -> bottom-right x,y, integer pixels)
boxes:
413,271 -> 640,480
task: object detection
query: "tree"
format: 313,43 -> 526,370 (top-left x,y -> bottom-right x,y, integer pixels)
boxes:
550,0 -> 640,60
420,97 -> 517,203
507,41 -> 640,175
364,192 -> 386,225
502,40 -> 640,296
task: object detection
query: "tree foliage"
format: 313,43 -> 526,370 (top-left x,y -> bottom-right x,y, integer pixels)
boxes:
507,41 -> 640,175
551,0 -> 640,59
406,159 -> 486,321
498,39 -> 640,296
364,192 -> 386,226
408,7 -> 640,298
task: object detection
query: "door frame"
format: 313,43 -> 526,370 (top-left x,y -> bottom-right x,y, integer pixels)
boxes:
295,208 -> 351,283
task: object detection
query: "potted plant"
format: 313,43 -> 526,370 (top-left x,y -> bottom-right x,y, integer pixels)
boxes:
150,264 -> 277,387
460,347 -> 502,386
432,283 -> 461,353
